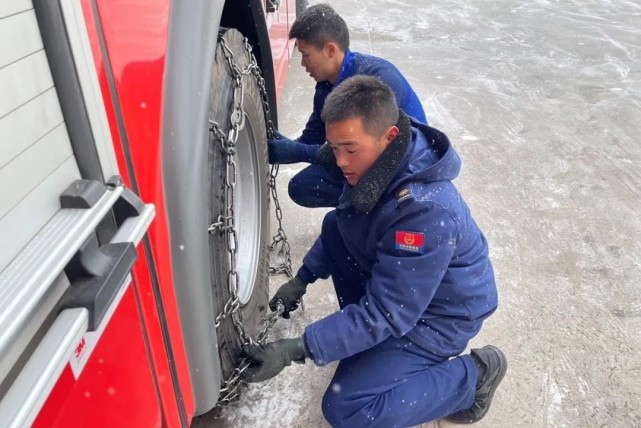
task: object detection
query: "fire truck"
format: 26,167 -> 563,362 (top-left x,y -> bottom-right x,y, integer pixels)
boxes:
0,0 -> 302,426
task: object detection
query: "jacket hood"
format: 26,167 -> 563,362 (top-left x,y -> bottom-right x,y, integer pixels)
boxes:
397,117 -> 461,186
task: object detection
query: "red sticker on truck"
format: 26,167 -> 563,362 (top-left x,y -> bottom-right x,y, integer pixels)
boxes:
68,276 -> 131,379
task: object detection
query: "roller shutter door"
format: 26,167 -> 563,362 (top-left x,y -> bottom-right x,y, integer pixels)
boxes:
0,1 -> 82,272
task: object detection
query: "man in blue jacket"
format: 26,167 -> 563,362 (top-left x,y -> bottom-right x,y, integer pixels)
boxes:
243,76 -> 507,427
270,3 -> 427,208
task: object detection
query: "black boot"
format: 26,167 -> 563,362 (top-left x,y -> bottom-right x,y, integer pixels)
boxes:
446,345 -> 507,425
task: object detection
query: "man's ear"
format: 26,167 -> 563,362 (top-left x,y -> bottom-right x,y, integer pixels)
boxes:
387,126 -> 399,142
326,42 -> 338,58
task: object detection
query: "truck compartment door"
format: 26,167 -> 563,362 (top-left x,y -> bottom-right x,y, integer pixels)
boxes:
0,180 -> 158,427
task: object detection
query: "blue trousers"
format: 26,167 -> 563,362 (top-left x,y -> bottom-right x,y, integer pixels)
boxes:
319,212 -> 478,428
288,165 -> 344,208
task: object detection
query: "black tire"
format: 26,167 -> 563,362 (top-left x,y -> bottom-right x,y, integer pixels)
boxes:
208,29 -> 270,381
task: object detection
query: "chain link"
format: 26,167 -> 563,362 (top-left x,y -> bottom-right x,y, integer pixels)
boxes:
208,31 -> 291,405
267,164 -> 294,278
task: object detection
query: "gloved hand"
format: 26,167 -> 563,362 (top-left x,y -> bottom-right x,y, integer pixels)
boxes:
242,337 -> 307,383
269,275 -> 308,319
268,130 -> 318,164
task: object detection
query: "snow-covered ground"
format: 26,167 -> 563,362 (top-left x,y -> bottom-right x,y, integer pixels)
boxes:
194,1 -> 641,426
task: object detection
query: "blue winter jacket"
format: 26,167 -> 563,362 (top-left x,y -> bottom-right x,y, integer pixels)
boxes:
298,112 -> 498,366
297,50 -> 427,161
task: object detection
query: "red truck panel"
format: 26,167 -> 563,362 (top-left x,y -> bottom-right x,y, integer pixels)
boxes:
33,286 -> 161,427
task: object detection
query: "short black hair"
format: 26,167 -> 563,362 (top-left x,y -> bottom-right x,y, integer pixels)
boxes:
321,75 -> 399,137
289,3 -> 350,52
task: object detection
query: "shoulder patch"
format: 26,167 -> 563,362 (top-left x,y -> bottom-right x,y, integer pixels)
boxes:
395,231 -> 425,254
396,187 -> 413,206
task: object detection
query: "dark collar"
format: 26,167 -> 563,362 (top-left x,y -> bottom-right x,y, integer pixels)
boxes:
316,111 -> 412,213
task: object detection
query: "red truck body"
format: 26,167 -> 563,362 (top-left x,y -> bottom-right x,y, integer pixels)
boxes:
0,1 -> 295,426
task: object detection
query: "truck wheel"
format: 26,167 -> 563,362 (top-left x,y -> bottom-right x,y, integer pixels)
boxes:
208,29 -> 270,382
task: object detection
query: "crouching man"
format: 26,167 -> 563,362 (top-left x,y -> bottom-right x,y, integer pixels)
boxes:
243,75 -> 507,427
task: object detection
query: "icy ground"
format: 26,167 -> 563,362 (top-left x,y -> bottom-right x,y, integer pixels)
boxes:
194,0 -> 641,426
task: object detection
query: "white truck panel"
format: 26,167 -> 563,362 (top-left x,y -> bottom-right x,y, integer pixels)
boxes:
0,0 -> 32,19
0,88 -> 64,169
0,51 -> 54,118
0,124 -> 74,220
0,157 -> 80,272
0,9 -> 42,69
0,1 -> 81,271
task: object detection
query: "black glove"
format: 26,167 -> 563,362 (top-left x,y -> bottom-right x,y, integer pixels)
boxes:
242,337 -> 307,383
269,275 -> 308,319
268,130 -> 318,164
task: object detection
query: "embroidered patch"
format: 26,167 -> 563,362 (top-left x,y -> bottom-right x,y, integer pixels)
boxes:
396,187 -> 412,205
395,231 -> 425,253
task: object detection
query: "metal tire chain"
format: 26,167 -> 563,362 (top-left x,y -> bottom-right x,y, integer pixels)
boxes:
207,31 -> 290,405
247,43 -> 294,280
